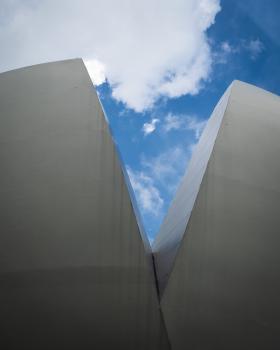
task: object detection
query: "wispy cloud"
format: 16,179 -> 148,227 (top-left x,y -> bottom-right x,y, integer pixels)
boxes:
221,41 -> 233,54
0,0 -> 221,112
127,145 -> 191,217
243,39 -> 265,60
214,41 -> 238,64
162,113 -> 206,140
142,118 -> 160,136
135,116 -> 205,211
127,168 -> 163,216
141,146 -> 191,194
216,38 -> 265,64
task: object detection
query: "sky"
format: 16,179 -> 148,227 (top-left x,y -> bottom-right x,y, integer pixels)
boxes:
1,0 -> 280,241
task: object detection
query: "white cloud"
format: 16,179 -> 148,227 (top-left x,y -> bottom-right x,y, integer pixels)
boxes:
221,41 -> 233,54
214,40 -> 240,64
127,168 -> 163,216
141,146 -> 190,194
244,39 -> 265,60
216,38 -> 265,65
84,59 -> 106,85
142,118 -> 160,136
163,114 -> 184,132
127,145 -> 190,216
162,113 -> 206,140
0,0 -> 221,112
185,116 -> 207,140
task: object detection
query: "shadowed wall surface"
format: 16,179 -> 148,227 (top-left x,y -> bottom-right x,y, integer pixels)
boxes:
154,81 -> 280,350
0,59 -> 169,350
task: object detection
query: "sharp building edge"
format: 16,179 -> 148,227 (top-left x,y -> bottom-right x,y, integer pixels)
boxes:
153,81 -> 280,349
0,59 -> 170,350
152,83 -> 233,297
2,60 -> 280,350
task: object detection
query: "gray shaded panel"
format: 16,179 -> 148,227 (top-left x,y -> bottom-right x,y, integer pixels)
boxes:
96,90 -> 151,254
153,84 -> 232,295
0,60 -> 169,349
159,81 -> 280,349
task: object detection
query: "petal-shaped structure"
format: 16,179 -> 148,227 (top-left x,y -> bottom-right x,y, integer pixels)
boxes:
0,59 -> 169,349
153,81 -> 280,349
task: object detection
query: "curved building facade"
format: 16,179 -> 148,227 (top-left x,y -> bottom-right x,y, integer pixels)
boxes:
1,60 -> 280,350
0,59 -> 169,350
153,81 -> 280,350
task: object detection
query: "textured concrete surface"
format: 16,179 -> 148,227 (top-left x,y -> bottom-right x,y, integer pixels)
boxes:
0,59 -> 169,350
154,81 -> 280,350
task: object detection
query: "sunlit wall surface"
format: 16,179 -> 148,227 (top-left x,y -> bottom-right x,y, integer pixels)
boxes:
154,81 -> 280,350
0,59 -> 169,350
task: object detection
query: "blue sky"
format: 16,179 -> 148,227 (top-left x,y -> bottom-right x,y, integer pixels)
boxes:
97,0 -> 280,240
1,0 -> 280,241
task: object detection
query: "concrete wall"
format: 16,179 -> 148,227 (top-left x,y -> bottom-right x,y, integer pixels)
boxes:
154,81 -> 280,349
153,84 -> 232,296
0,59 -> 169,349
